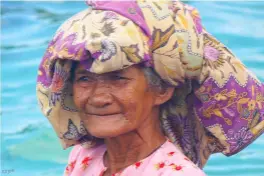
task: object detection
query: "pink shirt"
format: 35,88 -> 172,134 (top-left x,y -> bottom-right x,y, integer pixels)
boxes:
64,140 -> 206,176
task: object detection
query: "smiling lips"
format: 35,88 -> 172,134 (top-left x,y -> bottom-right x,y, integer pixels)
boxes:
84,112 -> 121,118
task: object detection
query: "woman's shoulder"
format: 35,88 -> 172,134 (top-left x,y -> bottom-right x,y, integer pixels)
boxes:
64,144 -> 106,176
156,141 -> 207,176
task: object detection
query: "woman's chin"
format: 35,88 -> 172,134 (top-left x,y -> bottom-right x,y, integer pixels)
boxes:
87,126 -> 133,139
89,130 -> 123,139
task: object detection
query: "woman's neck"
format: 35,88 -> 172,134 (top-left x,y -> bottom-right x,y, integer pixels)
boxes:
102,111 -> 166,175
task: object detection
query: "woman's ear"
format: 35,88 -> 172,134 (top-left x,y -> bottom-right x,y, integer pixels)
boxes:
154,86 -> 175,105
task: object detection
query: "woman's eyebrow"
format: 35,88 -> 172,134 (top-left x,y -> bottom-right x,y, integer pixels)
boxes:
75,69 -> 125,76
108,70 -> 123,75
75,69 -> 90,74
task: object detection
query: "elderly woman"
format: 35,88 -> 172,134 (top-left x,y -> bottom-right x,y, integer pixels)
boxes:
36,1 -> 264,176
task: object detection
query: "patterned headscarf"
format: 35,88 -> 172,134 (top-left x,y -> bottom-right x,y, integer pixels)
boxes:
36,0 -> 264,168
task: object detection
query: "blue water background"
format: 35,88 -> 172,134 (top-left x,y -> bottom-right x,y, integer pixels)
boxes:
1,1 -> 264,176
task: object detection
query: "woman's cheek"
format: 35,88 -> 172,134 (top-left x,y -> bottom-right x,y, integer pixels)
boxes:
117,88 -> 141,123
73,86 -> 91,109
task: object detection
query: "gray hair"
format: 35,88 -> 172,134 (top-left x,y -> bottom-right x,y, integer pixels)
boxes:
142,67 -> 168,91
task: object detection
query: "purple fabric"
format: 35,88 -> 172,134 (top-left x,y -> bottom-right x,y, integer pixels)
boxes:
86,0 -> 151,37
195,75 -> 264,154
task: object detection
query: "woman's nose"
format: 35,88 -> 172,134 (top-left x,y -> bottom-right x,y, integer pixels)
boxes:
87,92 -> 113,108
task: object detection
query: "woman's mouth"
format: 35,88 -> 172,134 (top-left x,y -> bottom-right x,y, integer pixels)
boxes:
84,112 -> 122,118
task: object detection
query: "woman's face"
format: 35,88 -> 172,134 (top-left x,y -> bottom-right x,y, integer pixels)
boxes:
72,63 -> 170,138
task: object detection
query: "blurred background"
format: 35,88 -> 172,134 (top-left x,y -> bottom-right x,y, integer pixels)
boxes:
1,1 -> 264,176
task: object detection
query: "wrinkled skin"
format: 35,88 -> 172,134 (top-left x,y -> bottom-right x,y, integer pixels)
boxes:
73,63 -> 174,176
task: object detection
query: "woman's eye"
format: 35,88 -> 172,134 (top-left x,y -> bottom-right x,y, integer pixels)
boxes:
110,75 -> 128,80
76,76 -> 92,82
